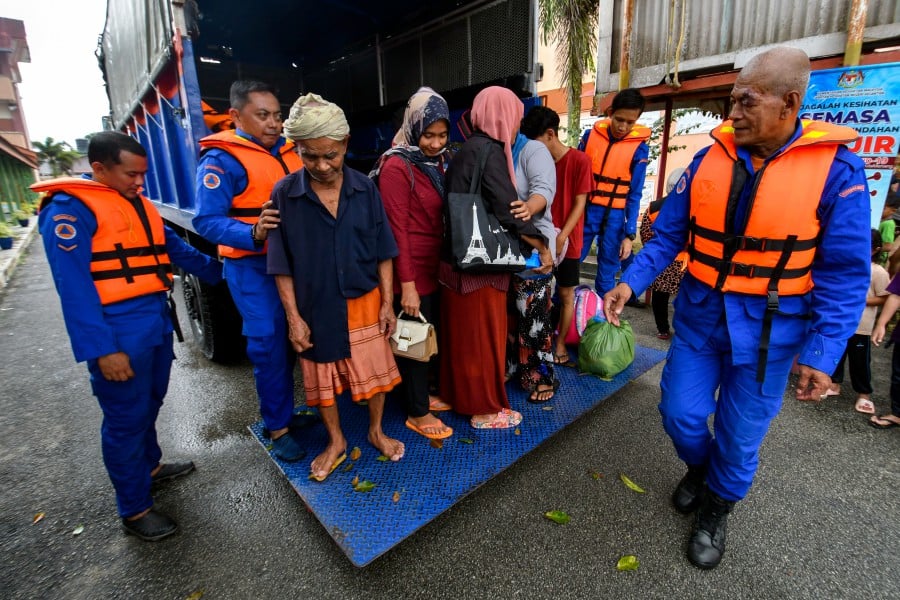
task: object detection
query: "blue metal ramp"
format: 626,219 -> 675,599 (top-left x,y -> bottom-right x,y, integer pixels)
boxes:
250,345 -> 666,567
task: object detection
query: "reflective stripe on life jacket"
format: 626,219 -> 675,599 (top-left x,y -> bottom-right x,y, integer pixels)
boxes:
199,131 -> 303,258
583,119 -> 650,209
687,119 -> 858,296
31,178 -> 173,305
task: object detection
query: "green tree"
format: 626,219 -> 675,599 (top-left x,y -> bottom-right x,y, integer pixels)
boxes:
32,137 -> 81,176
647,109 -> 708,164
539,0 -> 600,147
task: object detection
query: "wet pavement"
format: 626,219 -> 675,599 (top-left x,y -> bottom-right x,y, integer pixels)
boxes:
1,240 -> 899,600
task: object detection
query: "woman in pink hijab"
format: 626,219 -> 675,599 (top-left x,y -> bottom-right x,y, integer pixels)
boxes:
439,86 -> 552,429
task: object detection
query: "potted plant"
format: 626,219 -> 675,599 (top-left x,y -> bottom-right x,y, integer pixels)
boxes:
13,209 -> 29,227
0,221 -> 13,250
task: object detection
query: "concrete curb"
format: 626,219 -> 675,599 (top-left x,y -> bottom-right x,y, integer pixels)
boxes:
0,218 -> 38,290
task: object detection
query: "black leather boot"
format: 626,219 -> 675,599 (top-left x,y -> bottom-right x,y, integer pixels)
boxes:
687,491 -> 735,569
672,464 -> 706,514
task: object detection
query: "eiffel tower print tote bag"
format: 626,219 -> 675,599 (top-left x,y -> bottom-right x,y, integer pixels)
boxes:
447,144 -> 526,273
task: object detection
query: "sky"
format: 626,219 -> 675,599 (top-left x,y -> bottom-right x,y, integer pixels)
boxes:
2,0 -> 109,148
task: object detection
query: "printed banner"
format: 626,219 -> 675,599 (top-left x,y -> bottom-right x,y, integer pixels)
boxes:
800,62 -> 900,228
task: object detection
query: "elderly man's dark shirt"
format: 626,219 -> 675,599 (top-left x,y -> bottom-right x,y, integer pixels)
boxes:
267,166 -> 398,363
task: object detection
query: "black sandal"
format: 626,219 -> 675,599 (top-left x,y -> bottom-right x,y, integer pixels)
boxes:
528,379 -> 561,403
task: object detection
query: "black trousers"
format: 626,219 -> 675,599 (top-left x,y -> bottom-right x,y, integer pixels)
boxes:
651,291 -> 671,334
890,343 -> 900,417
391,292 -> 440,418
830,333 -> 873,394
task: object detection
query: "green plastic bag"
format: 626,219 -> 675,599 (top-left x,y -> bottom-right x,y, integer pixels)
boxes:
577,318 -> 635,380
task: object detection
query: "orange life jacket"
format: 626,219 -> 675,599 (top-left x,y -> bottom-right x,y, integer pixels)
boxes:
201,100 -> 234,132
32,178 -> 173,305
198,131 -> 303,258
584,119 -> 651,209
687,119 -> 858,296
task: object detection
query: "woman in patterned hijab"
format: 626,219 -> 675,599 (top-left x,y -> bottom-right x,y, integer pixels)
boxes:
372,86 -> 450,196
373,87 -> 454,441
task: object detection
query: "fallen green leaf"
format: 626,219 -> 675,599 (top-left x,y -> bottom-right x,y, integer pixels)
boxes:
354,480 -> 376,493
619,473 -> 645,493
295,409 -> 316,416
342,462 -> 354,472
591,472 -> 603,480
616,555 -> 639,571
544,510 -> 571,524
458,438 -> 474,444
351,475 -> 359,486
264,444 -> 273,451
72,525 -> 84,536
350,447 -> 362,461
185,591 -> 204,600
376,455 -> 389,462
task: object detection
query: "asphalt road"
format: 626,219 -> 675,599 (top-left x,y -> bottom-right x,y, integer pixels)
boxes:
1,241 -> 898,600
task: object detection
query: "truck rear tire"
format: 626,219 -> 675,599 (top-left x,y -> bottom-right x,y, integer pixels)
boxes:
182,272 -> 245,363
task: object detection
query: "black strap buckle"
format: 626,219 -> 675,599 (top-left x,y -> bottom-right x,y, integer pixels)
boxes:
738,236 -> 766,252
727,261 -> 755,278
766,289 -> 779,311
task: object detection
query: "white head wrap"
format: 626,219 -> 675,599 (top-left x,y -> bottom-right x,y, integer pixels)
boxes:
282,93 -> 349,141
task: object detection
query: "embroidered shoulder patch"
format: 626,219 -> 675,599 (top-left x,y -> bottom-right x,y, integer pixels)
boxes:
838,184 -> 866,198
54,223 -> 77,240
676,174 -> 688,194
203,172 -> 221,190
52,213 -> 77,222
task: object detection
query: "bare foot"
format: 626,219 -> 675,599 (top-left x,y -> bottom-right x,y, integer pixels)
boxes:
368,430 -> 405,461
310,440 -> 347,481
407,413 -> 451,437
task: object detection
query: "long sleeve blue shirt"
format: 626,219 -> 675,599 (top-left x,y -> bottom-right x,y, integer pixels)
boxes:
40,189 -> 223,362
623,141 -> 649,236
622,121 -> 871,375
192,129 -> 289,267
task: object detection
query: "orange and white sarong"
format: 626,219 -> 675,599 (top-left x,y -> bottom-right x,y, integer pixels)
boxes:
301,287 -> 400,407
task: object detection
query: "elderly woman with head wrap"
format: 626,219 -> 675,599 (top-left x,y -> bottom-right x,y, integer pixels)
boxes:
267,93 -> 405,481
370,87 -> 453,441
439,86 -> 552,430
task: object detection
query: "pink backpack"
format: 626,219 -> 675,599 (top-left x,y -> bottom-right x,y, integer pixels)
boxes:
564,285 -> 605,345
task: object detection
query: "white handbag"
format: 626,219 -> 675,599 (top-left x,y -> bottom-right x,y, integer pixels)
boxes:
390,312 -> 438,362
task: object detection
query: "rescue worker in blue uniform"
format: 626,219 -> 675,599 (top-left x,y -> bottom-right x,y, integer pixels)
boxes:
604,48 -> 871,569
579,88 -> 650,295
36,131 -> 223,541
192,80 -> 306,461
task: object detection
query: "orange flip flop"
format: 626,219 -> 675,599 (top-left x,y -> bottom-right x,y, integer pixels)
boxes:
405,418 -> 453,440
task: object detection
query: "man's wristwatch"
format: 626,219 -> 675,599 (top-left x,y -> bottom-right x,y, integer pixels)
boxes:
251,223 -> 263,244
625,233 -> 636,241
